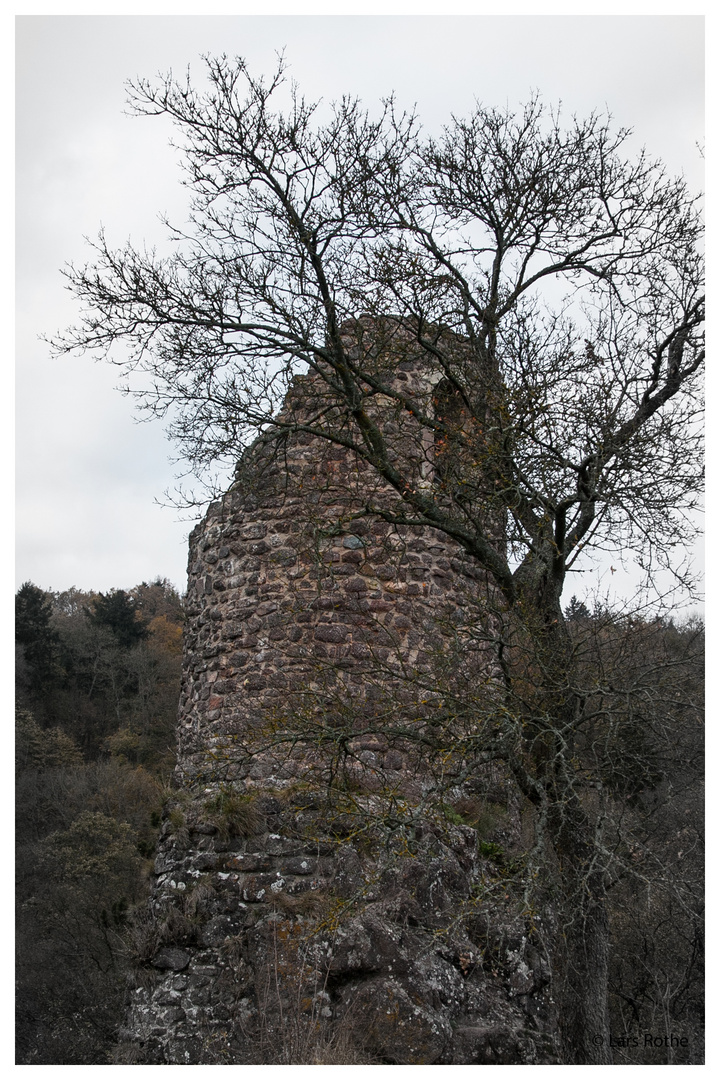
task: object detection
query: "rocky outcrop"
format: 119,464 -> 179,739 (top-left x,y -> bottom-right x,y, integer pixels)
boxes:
117,325 -> 559,1064
119,791 -> 557,1064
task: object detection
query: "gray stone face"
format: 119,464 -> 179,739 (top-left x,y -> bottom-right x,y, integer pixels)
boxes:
151,948 -> 191,972
118,326 -> 559,1065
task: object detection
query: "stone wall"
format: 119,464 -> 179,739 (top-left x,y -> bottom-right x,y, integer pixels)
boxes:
118,327 -> 559,1064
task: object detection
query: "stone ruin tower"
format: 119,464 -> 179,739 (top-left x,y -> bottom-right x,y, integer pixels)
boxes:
119,321 -> 559,1065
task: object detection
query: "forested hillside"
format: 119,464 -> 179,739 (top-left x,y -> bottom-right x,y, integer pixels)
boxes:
15,579 -> 183,1064
15,580 -> 704,1063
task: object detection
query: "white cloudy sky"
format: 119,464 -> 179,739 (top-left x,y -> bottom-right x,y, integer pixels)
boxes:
15,10 -> 704,602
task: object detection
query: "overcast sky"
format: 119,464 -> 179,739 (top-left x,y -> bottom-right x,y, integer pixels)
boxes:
15,12 -> 704,603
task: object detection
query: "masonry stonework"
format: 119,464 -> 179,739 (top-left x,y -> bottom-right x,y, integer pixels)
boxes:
118,328 -> 559,1064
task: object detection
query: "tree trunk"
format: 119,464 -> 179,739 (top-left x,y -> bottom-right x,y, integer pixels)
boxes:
549,799 -> 612,1064
514,577 -> 613,1064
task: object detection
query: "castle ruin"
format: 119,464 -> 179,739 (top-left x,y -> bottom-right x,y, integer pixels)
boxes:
119,321 -> 559,1064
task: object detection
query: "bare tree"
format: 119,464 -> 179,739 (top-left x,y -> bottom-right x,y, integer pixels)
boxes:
52,56 -> 703,1064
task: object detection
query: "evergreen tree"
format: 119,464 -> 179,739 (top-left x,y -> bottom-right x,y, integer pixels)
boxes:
15,582 -> 60,698
564,594 -> 591,621
88,589 -> 148,649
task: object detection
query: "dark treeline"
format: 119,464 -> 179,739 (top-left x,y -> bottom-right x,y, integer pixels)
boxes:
562,601 -> 704,1063
15,578 -> 183,1064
